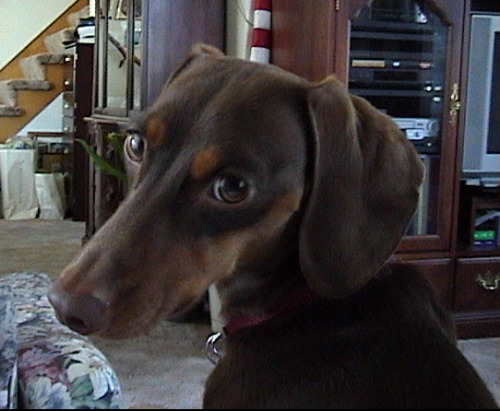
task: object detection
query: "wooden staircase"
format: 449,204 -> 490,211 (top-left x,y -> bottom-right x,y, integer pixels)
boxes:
0,0 -> 88,142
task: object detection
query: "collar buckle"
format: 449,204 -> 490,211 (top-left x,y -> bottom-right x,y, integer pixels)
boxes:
205,332 -> 226,365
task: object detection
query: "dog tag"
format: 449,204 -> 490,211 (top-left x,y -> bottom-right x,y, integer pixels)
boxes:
206,332 -> 226,365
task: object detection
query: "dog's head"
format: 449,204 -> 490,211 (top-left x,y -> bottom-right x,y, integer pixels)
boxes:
48,44 -> 423,338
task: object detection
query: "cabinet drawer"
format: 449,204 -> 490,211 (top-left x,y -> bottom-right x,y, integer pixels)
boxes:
455,258 -> 500,311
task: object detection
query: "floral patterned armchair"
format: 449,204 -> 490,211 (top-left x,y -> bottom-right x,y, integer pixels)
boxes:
0,273 -> 123,409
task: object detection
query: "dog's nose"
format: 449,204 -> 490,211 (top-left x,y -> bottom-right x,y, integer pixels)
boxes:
48,284 -> 110,335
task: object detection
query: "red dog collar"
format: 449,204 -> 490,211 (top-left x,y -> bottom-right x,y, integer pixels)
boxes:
206,287 -> 319,364
223,287 -> 319,335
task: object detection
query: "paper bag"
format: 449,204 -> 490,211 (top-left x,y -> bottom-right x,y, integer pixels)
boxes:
34,173 -> 66,220
0,149 -> 38,220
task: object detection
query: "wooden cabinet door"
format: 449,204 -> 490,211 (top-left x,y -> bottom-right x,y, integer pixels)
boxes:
340,1 -> 465,254
272,0 -> 338,81
273,1 -> 466,253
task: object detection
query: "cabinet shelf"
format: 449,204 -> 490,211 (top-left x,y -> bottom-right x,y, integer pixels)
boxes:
350,50 -> 437,61
349,87 -> 442,97
351,30 -> 437,42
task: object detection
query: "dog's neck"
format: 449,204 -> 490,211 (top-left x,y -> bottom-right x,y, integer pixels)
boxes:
206,271 -> 319,364
216,262 -> 316,334
223,285 -> 319,335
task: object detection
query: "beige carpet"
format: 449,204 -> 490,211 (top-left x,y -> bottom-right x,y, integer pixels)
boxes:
91,320 -> 214,409
0,219 -> 498,408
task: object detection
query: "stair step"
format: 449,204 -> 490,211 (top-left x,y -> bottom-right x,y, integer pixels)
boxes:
67,5 -> 90,27
0,79 -> 52,106
0,104 -> 23,117
44,28 -> 76,54
19,53 -> 72,81
43,6 -> 91,55
3,79 -> 52,90
0,5 -> 89,130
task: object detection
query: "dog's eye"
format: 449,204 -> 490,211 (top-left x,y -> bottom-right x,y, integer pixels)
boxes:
125,133 -> 145,162
212,176 -> 250,203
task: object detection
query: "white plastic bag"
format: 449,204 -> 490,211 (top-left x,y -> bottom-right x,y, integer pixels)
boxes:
0,149 -> 38,220
34,173 -> 66,220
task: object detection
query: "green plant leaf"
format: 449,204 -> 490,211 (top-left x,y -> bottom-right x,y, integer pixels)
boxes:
107,132 -> 127,165
75,138 -> 128,183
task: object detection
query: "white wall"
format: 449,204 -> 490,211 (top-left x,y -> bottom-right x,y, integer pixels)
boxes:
226,0 -> 253,59
18,94 -> 64,136
0,0 -> 76,69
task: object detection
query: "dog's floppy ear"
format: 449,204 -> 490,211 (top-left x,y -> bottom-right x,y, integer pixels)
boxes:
299,76 -> 424,298
166,43 -> 225,85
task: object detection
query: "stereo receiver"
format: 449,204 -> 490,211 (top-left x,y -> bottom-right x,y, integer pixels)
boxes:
350,59 -> 434,88
393,117 -> 440,151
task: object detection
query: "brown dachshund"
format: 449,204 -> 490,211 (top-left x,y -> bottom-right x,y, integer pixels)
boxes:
48,44 -> 498,408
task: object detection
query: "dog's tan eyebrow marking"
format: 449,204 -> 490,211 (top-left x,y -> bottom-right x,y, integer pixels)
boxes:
190,146 -> 222,180
145,115 -> 166,148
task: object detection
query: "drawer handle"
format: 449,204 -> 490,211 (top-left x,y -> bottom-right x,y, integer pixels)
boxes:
476,271 -> 500,291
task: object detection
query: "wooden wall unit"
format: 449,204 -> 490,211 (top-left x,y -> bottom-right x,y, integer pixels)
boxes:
84,0 -> 226,240
141,0 -> 226,106
273,0 -> 500,338
71,43 -> 94,222
84,118 -> 126,242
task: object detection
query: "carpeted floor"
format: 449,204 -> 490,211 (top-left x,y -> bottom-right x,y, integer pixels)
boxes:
0,219 -> 498,408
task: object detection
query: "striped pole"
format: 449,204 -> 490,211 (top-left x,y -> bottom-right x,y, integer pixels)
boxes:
249,0 -> 272,63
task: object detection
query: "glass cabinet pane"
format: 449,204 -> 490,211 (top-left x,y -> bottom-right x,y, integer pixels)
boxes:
106,13 -> 128,109
95,0 -> 142,114
133,0 -> 142,110
96,0 -> 107,110
348,0 -> 447,236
